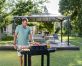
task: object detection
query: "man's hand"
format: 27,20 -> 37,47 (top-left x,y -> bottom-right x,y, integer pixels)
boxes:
13,43 -> 17,49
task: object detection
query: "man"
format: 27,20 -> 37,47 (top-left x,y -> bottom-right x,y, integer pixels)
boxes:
13,18 -> 32,66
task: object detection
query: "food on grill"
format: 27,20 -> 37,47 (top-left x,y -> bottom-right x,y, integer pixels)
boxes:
30,42 -> 41,46
18,42 -> 50,51
21,46 -> 27,49
18,46 -> 30,51
21,48 -> 30,51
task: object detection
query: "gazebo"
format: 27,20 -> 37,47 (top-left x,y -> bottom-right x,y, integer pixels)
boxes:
13,14 -> 70,45
13,14 -> 80,50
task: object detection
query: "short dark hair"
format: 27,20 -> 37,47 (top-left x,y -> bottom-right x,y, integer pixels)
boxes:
22,18 -> 28,22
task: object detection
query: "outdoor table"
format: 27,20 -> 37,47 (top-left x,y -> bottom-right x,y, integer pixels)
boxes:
20,47 -> 55,66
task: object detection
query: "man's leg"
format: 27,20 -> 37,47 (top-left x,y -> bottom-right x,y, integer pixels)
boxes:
19,56 -> 23,66
17,51 -> 23,66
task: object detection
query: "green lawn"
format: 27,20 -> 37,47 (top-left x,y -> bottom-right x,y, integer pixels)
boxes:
0,41 -> 13,45
0,36 -> 82,66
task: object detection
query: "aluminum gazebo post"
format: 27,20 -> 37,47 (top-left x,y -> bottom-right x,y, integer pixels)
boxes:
67,17 -> 70,46
60,20 -> 63,43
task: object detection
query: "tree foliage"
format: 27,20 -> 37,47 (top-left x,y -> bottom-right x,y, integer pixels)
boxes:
11,0 -> 48,15
42,22 -> 54,33
0,0 -> 5,14
12,0 -> 34,15
59,0 -> 82,36
0,0 -> 6,27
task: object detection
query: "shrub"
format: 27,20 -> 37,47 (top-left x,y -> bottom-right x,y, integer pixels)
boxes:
1,36 -> 13,41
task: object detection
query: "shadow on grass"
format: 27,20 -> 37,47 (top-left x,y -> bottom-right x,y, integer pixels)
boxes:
50,50 -> 82,66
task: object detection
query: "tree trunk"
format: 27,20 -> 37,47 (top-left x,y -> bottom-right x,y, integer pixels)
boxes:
0,29 -> 2,40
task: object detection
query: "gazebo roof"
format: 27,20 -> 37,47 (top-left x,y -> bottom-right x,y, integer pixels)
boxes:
14,14 -> 70,22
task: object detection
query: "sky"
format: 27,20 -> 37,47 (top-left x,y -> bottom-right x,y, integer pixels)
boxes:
45,0 -> 60,15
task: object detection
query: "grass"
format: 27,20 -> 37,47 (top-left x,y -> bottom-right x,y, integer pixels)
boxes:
0,41 -> 13,45
0,36 -> 82,66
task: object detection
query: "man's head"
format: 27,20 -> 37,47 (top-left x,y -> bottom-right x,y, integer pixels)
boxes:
22,18 -> 28,27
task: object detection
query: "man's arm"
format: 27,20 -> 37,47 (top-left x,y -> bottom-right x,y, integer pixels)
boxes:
13,32 -> 17,49
29,33 -> 32,42
13,25 -> 19,49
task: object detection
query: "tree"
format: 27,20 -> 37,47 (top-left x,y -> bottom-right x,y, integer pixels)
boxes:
0,0 -> 6,27
42,22 -> 54,33
0,0 -> 6,39
59,0 -> 82,36
0,0 -> 5,14
11,0 -> 48,15
12,0 -> 33,15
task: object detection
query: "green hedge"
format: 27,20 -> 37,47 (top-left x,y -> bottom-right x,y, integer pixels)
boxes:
1,36 -> 13,41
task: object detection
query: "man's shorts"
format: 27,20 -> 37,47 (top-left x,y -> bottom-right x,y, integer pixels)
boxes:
16,45 -> 29,56
17,45 -> 23,56
17,51 -> 23,56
